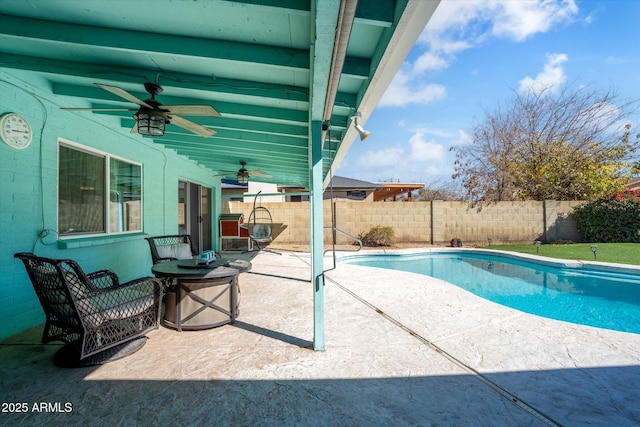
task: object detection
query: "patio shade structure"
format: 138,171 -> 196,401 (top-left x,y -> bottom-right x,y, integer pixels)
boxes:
374,182 -> 425,201
0,0 -> 440,350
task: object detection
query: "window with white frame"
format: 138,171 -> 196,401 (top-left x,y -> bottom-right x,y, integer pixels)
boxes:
58,140 -> 142,237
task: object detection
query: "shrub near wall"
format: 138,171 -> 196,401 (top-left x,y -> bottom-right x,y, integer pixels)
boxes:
573,190 -> 640,242
358,226 -> 396,247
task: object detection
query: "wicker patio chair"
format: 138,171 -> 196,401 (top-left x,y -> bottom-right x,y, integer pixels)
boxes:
145,234 -> 198,264
14,252 -> 162,368
145,234 -> 200,291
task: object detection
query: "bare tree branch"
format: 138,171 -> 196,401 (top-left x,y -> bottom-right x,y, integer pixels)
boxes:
452,83 -> 639,202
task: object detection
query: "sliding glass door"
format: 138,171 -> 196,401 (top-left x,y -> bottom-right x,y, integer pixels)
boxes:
178,180 -> 212,251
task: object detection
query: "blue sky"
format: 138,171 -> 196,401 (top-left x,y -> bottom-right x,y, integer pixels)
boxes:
336,0 -> 640,187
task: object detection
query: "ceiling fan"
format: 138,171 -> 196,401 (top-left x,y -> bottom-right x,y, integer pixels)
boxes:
217,161 -> 272,184
61,82 -> 220,137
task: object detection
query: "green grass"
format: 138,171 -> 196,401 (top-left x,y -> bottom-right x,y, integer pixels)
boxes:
482,243 -> 640,266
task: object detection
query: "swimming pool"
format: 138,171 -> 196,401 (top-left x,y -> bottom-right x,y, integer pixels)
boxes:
342,250 -> 640,334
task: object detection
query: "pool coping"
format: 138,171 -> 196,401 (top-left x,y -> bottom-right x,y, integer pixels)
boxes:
332,246 -> 640,276
321,251 -> 640,425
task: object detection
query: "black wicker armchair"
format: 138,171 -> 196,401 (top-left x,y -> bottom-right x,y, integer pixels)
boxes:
145,234 -> 198,265
14,252 -> 162,368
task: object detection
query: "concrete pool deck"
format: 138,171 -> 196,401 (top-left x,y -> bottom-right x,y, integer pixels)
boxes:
1,249 -> 639,426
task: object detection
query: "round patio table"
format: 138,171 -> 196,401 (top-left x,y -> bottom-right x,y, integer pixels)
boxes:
151,258 -> 251,331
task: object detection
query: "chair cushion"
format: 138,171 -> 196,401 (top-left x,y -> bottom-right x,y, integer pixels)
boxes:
84,291 -> 155,327
252,224 -> 271,239
156,243 -> 193,260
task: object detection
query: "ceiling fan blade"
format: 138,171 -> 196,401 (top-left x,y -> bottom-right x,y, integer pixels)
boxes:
248,170 -> 272,179
61,107 -> 137,111
95,83 -> 153,108
169,115 -> 216,137
162,105 -> 220,116
130,122 -> 138,134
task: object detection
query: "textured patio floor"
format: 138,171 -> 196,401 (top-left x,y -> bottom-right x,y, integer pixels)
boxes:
1,249 -> 639,426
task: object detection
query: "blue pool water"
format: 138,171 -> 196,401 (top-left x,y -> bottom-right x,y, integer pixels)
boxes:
343,252 -> 640,334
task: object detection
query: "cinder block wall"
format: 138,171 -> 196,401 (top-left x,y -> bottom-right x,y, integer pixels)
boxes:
224,201 -> 321,244
543,200 -> 584,242
438,201 -> 544,244
223,199 -> 583,246
336,200 -> 431,243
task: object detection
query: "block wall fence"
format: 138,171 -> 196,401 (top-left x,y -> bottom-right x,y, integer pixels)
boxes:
223,199 -> 584,246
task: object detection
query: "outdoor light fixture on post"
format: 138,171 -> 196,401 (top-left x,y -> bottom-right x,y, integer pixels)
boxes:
534,240 -> 541,253
590,244 -> 597,259
351,112 -> 371,141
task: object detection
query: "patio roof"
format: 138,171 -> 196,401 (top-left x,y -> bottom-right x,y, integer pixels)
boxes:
373,182 -> 424,201
0,0 -> 440,188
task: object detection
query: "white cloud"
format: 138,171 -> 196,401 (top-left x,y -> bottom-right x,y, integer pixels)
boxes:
492,1 -> 579,41
588,102 -> 630,135
423,165 -> 444,176
605,56 -> 625,65
352,132 -> 446,181
379,70 -> 446,107
413,52 -> 450,73
422,0 -> 579,47
382,1 -> 579,109
408,132 -> 446,161
518,53 -> 568,94
454,129 -> 472,145
413,126 -> 457,139
583,13 -> 593,25
357,147 -> 405,168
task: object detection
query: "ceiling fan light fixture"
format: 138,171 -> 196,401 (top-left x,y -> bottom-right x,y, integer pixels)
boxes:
236,171 -> 249,184
133,109 -> 166,136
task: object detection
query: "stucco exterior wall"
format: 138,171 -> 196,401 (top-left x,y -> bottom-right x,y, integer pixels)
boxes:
1,72 -> 220,339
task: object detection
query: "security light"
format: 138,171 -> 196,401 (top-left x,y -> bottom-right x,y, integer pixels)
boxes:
351,112 -> 371,141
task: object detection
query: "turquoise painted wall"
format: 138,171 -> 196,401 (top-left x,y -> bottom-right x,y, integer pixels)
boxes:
0,70 -> 220,340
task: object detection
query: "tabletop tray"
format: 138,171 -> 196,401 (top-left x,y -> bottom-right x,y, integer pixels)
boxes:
177,259 -> 230,269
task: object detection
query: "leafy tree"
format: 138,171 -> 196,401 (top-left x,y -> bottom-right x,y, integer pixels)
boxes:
451,84 -> 639,202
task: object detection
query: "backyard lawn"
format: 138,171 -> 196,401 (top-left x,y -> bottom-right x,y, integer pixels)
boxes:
484,243 -> 640,266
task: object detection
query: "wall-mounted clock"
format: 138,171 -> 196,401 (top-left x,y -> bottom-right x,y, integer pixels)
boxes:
1,113 -> 33,149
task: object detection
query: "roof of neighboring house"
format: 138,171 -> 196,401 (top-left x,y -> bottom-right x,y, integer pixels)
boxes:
327,176 -> 382,190
627,177 -> 640,190
221,180 -> 248,190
